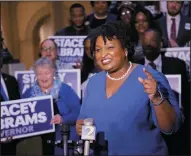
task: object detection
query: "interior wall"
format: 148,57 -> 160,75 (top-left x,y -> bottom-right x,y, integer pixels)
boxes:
1,1 -> 92,69
17,2 -> 51,69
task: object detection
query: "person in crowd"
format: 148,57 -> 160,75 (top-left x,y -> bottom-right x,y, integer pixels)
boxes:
55,3 -> 90,36
117,1 -> 136,25
81,36 -> 95,83
142,28 -> 189,108
109,1 -> 122,16
142,28 -> 190,155
80,36 -> 101,97
181,1 -> 191,17
0,53 -> 20,155
156,1 -> 191,47
130,7 -> 161,63
85,1 -> 117,29
76,21 -> 184,155
110,1 -> 142,17
16,57 -> 81,156
39,38 -> 73,69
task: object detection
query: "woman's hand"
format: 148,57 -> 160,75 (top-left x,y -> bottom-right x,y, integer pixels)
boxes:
138,68 -> 160,103
51,114 -> 63,124
76,119 -> 84,136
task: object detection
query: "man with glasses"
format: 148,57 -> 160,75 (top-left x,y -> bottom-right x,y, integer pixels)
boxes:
39,39 -> 72,69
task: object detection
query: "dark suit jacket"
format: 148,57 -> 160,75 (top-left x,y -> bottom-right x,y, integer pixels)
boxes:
1,72 -> 20,155
160,56 -> 190,155
141,55 -> 190,155
161,55 -> 189,109
1,73 -> 20,101
85,13 -> 117,29
156,14 -> 191,47
140,55 -> 189,114
55,25 -> 90,36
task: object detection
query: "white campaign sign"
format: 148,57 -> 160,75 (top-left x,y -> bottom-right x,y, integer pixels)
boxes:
161,47 -> 190,73
165,75 -> 182,108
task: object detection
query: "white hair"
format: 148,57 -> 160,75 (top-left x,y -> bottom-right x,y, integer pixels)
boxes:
33,57 -> 56,73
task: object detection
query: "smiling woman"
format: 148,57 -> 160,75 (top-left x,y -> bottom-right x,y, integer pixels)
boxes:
130,6 -> 159,63
16,57 -> 81,156
76,21 -> 184,155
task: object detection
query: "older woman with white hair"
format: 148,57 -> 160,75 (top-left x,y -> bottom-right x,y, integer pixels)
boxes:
16,57 -> 81,156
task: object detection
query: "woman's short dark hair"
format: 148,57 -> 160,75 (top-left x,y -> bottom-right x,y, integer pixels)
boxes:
90,1 -> 111,7
90,21 -> 134,58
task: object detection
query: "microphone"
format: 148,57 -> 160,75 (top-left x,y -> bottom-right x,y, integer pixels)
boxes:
61,124 -> 70,156
81,118 -> 96,156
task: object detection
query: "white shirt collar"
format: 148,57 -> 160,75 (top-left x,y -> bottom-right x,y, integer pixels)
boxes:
145,54 -> 162,72
167,13 -> 180,21
166,13 -> 181,39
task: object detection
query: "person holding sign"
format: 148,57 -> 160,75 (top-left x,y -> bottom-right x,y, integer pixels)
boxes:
16,57 -> 81,156
76,21 -> 184,155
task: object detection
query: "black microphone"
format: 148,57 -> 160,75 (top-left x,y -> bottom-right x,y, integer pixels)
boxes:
61,124 -> 70,156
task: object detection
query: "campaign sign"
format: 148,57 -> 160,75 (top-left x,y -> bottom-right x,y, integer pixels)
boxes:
161,47 -> 190,72
15,69 -> 81,98
1,95 -> 55,141
165,75 -> 182,108
48,36 -> 87,65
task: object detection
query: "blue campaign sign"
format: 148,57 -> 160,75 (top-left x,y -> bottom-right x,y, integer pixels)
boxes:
14,69 -> 81,98
48,36 -> 87,66
1,95 -> 55,141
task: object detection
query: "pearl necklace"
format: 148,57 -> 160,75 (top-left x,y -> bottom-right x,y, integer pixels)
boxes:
107,62 -> 133,81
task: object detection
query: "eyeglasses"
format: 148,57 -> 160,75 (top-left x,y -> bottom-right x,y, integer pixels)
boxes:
41,47 -> 56,52
121,10 -> 131,16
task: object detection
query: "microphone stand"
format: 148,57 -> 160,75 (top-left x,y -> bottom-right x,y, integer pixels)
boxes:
61,124 -> 70,156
